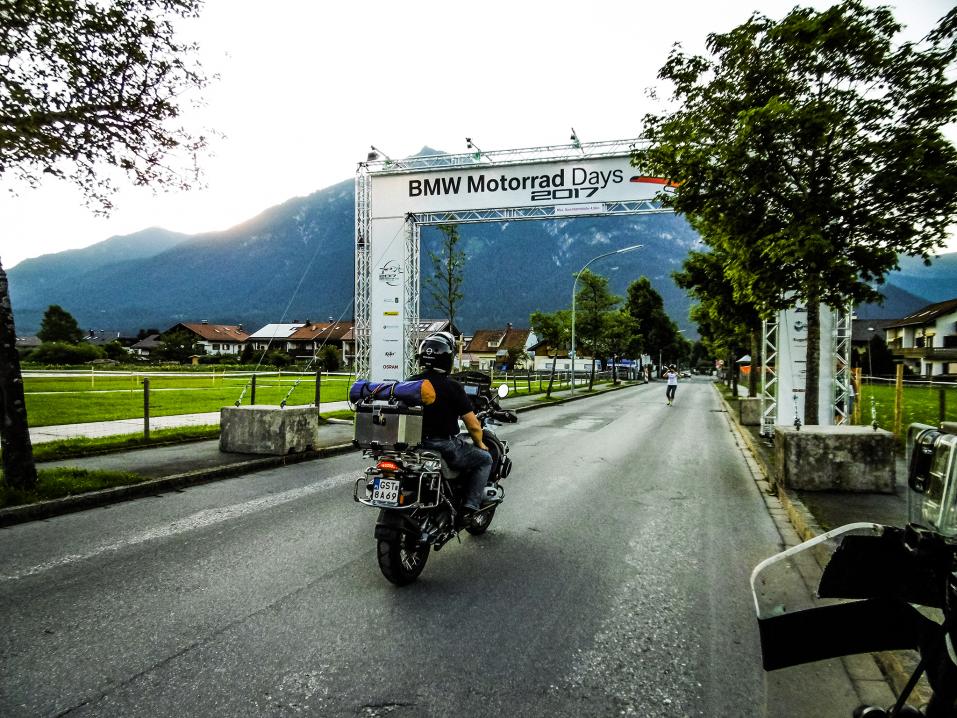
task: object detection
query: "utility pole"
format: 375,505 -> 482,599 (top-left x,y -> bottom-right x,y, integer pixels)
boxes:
0,260 -> 38,489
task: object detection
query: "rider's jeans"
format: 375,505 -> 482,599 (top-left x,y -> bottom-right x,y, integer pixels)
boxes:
422,435 -> 491,510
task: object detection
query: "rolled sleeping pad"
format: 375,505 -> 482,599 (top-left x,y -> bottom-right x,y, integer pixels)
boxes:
349,379 -> 436,406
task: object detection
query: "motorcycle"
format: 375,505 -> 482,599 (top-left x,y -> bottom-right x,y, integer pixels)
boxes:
752,423 -> 957,717
352,372 -> 518,585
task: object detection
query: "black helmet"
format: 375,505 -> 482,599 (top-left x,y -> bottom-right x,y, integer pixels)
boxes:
418,331 -> 455,373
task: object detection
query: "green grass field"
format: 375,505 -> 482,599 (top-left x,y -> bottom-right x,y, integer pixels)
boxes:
22,371 -> 355,426
856,381 -> 957,434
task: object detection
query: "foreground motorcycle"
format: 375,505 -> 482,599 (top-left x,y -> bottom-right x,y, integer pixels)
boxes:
752,423 -> 957,717
351,372 -> 517,585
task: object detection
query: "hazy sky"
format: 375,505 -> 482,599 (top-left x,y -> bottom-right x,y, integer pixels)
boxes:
2,0 -> 955,269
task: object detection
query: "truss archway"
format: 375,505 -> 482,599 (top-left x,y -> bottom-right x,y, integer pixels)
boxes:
354,139 -> 673,380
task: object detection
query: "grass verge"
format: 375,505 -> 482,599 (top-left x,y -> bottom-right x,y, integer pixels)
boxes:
0,468 -> 148,509
31,425 -> 221,462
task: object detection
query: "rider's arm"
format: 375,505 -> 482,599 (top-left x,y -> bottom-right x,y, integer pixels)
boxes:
462,411 -> 488,451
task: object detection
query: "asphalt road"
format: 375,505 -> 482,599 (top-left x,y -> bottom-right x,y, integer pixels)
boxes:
0,379 -> 866,717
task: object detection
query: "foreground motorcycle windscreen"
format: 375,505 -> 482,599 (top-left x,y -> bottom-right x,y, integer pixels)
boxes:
756,598 -> 924,670
751,523 -> 932,671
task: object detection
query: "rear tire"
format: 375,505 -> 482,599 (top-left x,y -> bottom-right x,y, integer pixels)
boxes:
466,506 -> 496,535
377,533 -> 429,585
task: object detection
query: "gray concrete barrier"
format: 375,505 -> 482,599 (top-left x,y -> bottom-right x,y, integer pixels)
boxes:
774,425 -> 896,493
219,405 -> 320,455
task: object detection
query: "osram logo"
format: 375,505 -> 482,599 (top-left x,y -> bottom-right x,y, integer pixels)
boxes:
382,364 -> 400,370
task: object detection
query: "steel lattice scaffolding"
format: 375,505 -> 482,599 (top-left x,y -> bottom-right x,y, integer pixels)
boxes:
354,139 -> 673,380
760,317 -> 779,438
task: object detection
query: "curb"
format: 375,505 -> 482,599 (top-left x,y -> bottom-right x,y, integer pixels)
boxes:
2,382 -> 639,528
714,386 -> 921,706
0,443 -> 356,528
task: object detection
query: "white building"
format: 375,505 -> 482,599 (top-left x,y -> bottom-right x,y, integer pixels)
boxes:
884,298 -> 957,377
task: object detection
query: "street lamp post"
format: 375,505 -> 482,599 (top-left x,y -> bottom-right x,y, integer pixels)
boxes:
571,244 -> 643,395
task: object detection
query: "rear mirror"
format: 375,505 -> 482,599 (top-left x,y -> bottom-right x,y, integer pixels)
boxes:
497,383 -> 509,399
906,423 -> 957,537
908,425 -> 940,494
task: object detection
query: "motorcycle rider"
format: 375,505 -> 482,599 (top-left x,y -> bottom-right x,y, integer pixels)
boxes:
409,331 -> 491,525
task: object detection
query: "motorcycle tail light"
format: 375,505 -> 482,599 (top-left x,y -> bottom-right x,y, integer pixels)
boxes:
376,460 -> 400,472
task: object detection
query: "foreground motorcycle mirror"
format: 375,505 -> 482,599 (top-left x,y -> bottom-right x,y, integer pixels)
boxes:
497,383 -> 509,399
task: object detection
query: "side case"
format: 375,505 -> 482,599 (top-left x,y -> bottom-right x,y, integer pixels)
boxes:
353,401 -> 423,451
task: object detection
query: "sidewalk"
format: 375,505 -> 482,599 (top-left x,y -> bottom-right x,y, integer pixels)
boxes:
3,382 -> 637,526
28,401 -> 353,444
718,385 -> 925,706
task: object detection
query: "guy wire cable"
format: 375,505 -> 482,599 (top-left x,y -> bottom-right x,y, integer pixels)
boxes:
235,217 -> 409,406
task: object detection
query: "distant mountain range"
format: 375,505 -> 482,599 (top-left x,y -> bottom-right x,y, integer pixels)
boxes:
6,153 -> 956,337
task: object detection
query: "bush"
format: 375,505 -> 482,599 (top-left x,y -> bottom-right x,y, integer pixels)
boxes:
31,341 -> 105,365
264,349 -> 293,368
318,345 -> 341,372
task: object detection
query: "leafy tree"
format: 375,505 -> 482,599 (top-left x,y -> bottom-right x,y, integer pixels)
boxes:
529,309 -> 570,398
104,341 -> 129,362
634,1 -> 957,424
31,341 -> 105,365
574,269 -> 620,390
37,304 -> 84,344
154,328 -> 202,363
673,249 -> 763,396
623,277 -> 677,375
0,261 -> 36,489
137,328 -> 161,341
605,310 -> 639,384
264,349 -> 293,368
424,224 -> 465,329
858,334 -> 896,378
1,0 -> 211,210
0,1 -> 210,490
317,344 -> 341,372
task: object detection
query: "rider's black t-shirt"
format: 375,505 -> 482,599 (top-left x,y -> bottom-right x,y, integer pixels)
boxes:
409,370 -> 472,438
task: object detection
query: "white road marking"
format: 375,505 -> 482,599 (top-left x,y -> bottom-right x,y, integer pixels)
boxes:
1,471 -> 360,582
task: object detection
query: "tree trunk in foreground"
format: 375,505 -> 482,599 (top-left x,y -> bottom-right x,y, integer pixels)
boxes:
0,261 -> 38,489
804,301 -> 821,426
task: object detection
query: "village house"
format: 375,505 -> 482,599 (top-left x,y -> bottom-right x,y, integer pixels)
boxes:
245,323 -> 306,353
286,321 -> 355,366
130,334 -> 163,357
464,324 -> 537,371
883,297 -> 957,378
165,321 -> 249,356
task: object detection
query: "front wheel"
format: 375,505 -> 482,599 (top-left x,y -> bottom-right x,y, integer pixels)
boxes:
466,506 -> 496,535
377,533 -> 430,586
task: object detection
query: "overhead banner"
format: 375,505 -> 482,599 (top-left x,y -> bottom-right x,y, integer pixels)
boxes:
370,156 -> 671,217
360,147 -> 674,381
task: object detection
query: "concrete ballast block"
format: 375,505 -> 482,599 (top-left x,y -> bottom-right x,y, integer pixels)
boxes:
219,405 -> 320,456
773,425 -> 896,493
738,397 -> 762,426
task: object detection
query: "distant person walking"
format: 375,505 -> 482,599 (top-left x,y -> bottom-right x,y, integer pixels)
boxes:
664,365 -> 678,405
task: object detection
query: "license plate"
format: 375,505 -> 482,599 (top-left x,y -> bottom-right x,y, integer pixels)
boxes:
372,477 -> 400,506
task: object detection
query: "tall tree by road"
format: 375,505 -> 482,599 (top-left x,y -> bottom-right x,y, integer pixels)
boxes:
425,224 -> 465,331
633,1 -> 957,424
1,0 -> 211,211
0,0 -> 211,490
575,270 -> 620,391
674,249 -> 763,397
0,261 -> 37,489
529,310 -> 570,398
624,277 -> 675,376
37,305 -> 84,344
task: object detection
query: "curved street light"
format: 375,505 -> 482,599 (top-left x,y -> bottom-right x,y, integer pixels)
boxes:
571,243 -> 643,395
